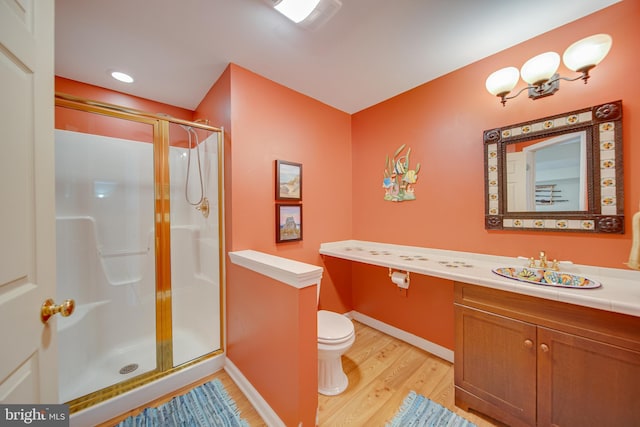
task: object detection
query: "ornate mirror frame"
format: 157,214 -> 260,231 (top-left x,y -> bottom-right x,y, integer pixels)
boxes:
484,100 -> 623,233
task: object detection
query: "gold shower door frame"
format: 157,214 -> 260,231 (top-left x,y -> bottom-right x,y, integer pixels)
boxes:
55,93 -> 225,412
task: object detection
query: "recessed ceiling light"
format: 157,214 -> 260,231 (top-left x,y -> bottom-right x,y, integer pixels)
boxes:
111,71 -> 134,83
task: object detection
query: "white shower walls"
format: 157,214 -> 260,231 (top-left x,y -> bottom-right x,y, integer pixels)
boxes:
55,129 -> 221,403
169,129 -> 221,366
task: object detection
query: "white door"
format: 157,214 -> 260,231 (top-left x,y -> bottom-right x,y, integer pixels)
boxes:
506,151 -> 528,212
0,0 -> 58,403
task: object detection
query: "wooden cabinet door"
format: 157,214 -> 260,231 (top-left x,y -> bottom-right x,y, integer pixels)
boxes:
455,306 -> 537,426
537,327 -> 640,427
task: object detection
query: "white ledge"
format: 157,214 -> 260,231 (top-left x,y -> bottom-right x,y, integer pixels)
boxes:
228,250 -> 323,289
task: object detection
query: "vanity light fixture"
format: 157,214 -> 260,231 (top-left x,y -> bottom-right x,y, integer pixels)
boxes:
111,71 -> 134,83
486,34 -> 612,106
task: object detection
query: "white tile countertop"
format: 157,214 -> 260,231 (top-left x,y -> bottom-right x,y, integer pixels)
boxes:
319,240 -> 640,318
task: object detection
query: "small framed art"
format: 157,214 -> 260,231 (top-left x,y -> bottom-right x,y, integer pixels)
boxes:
276,160 -> 302,201
276,204 -> 302,243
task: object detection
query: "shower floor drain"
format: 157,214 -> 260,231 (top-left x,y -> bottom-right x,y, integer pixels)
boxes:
119,363 -> 139,375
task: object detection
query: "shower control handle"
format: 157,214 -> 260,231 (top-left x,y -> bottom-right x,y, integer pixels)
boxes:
41,298 -> 75,324
196,198 -> 210,218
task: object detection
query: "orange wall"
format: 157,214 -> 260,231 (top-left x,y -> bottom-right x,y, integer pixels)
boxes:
350,1 -> 640,351
225,264 -> 317,426
216,64 -> 354,312
195,64 -> 353,425
352,264 -> 455,349
352,2 -> 639,267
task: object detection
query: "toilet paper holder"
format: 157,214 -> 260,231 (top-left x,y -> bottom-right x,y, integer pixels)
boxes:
388,268 -> 410,289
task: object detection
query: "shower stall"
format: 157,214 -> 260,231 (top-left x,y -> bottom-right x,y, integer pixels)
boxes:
54,94 -> 224,412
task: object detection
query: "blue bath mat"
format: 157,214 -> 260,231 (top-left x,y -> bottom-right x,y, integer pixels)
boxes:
387,391 -> 477,427
117,379 -> 249,427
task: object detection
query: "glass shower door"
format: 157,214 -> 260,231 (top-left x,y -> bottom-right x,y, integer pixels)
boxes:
55,106 -> 158,403
55,96 -> 225,412
169,123 -> 222,366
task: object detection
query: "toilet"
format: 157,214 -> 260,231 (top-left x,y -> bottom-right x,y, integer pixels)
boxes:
317,309 -> 355,395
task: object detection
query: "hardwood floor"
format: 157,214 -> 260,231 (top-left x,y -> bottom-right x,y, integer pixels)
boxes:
101,321 -> 500,426
317,321 -> 499,426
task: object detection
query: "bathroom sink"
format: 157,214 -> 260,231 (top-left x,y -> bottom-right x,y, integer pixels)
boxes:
492,267 -> 601,289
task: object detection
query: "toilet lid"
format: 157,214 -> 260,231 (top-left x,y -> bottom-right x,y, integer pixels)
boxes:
317,310 -> 354,342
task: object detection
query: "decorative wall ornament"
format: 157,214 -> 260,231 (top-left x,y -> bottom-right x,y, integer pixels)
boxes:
383,144 -> 421,202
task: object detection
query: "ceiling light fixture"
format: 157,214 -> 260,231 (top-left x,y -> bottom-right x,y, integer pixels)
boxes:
273,0 -> 321,23
486,34 -> 612,106
111,71 -> 134,83
267,0 -> 342,29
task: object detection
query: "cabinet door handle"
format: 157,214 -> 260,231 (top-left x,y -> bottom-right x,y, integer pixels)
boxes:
524,339 -> 534,348
540,343 -> 550,352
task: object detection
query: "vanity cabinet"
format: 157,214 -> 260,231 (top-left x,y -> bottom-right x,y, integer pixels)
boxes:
454,282 -> 640,427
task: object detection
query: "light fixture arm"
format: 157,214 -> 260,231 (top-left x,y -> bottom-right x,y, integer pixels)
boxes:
498,69 -> 592,107
555,68 -> 592,84
498,85 -> 533,106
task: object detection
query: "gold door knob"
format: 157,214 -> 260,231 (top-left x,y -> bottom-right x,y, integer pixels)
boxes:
540,343 -> 550,352
524,339 -> 534,348
41,298 -> 75,324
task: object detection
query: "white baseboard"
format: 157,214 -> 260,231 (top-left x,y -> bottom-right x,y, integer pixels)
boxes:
349,311 -> 454,363
224,358 -> 285,427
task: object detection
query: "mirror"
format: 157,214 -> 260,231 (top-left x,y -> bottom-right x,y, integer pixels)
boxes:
506,130 -> 587,212
484,100 -> 623,233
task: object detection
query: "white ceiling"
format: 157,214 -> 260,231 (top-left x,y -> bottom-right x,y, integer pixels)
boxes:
55,0 -> 620,114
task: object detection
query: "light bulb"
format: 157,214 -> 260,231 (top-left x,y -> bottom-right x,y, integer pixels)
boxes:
563,34 -> 612,72
520,52 -> 560,86
485,67 -> 520,96
111,71 -> 134,83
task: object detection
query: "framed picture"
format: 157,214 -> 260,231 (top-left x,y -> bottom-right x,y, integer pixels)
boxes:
276,160 -> 302,201
276,204 -> 302,243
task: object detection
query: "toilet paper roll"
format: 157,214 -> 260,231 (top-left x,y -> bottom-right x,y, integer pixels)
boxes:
391,271 -> 409,289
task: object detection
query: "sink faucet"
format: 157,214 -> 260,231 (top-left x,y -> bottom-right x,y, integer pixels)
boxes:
539,251 -> 548,268
526,251 -> 559,270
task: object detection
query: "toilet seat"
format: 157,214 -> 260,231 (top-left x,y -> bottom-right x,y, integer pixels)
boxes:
318,310 -> 354,345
